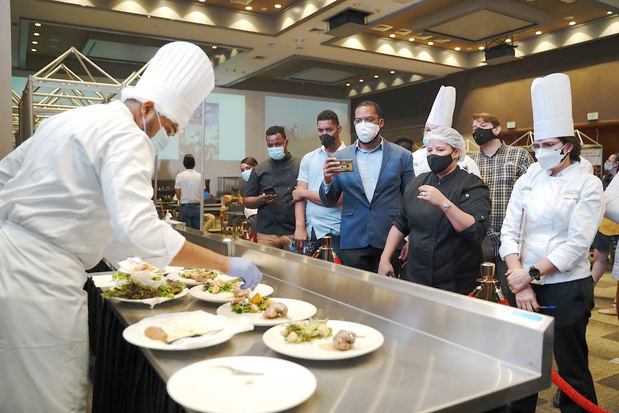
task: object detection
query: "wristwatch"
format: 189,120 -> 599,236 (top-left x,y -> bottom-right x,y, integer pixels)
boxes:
528,265 -> 541,281
442,201 -> 452,212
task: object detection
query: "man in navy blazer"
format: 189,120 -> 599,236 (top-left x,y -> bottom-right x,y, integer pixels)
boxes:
319,101 -> 414,272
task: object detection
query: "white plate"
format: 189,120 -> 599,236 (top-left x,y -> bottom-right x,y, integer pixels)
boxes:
107,288 -> 189,309
216,298 -> 317,327
188,283 -> 274,304
262,320 -> 384,360
122,310 -> 253,351
166,356 -> 317,413
167,270 -> 236,287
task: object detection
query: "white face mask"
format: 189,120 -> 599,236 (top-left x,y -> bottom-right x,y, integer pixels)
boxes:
241,169 -> 252,182
143,110 -> 169,155
535,144 -> 568,170
355,122 -> 380,143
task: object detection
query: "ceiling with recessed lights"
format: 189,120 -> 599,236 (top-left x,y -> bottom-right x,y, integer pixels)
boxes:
10,0 -> 619,99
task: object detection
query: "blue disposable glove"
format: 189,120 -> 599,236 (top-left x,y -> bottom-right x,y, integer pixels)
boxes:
228,257 -> 262,290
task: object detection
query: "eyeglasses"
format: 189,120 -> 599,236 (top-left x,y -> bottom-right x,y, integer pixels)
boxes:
530,140 -> 562,151
353,116 -> 377,125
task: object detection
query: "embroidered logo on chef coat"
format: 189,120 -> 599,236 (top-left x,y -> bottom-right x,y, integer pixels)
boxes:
562,190 -> 580,200
522,186 -> 533,191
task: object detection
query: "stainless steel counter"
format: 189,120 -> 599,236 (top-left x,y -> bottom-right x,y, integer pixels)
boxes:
99,230 -> 554,412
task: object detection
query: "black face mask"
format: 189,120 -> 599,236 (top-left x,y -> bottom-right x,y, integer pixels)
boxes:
472,128 -> 496,146
427,153 -> 454,174
319,134 -> 336,148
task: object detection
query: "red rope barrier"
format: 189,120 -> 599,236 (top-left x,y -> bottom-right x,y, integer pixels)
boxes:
551,369 -> 610,413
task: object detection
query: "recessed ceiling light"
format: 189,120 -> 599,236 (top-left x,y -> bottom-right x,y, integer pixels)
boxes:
345,82 -> 351,86
454,47 -> 461,51
31,48 -> 37,52
245,6 -> 252,11
428,41 -> 434,45
275,3 -> 282,8
569,21 -> 576,26
34,22 -> 41,27
32,40 -> 38,45
535,30 -> 542,35
211,45 -> 218,49
607,11 -> 613,15
478,46 -> 485,50
373,75 -> 379,78
359,79 -> 364,83
389,70 -> 395,74
33,32 -> 40,36
389,34 -> 396,38
408,37 -> 415,41
505,38 -> 512,43
198,0 -> 205,2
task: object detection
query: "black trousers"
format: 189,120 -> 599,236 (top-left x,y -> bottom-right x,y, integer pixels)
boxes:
339,245 -> 402,275
339,245 -> 383,273
507,277 -> 597,413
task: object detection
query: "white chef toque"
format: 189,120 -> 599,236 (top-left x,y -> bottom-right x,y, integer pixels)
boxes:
426,85 -> 456,127
121,41 -> 214,133
531,73 -> 574,141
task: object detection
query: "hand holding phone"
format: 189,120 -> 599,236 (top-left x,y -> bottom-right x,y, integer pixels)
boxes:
339,159 -> 354,172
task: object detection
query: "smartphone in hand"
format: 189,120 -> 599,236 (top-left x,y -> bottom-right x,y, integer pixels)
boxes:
339,159 -> 354,172
263,186 -> 276,196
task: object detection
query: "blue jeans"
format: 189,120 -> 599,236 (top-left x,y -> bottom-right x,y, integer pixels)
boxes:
179,203 -> 201,230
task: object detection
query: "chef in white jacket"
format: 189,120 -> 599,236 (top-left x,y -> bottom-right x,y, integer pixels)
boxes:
500,73 -> 602,412
412,85 -> 481,177
0,42 -> 261,412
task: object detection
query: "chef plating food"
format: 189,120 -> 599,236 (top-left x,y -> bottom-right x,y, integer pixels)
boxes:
0,41 -> 262,412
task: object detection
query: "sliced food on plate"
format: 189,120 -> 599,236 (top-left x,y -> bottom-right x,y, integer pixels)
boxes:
102,270 -> 188,307
179,268 -> 225,283
217,297 -> 317,327
188,280 -> 273,303
262,319 -> 384,360
123,310 -> 253,351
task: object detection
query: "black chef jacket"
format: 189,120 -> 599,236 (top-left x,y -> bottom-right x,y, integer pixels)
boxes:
244,153 -> 300,235
393,167 -> 490,294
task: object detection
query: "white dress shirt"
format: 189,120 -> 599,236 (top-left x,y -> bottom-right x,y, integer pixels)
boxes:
500,162 -> 604,284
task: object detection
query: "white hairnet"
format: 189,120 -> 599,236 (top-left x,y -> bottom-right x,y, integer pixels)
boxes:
425,126 -> 465,161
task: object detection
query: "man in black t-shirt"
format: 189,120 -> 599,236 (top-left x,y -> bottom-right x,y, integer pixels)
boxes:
244,126 -> 300,249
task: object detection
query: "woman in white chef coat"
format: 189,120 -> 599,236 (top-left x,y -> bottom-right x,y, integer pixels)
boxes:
0,42 -> 261,412
500,73 -> 602,412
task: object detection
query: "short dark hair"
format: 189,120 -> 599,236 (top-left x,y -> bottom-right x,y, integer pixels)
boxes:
183,154 -> 195,169
355,100 -> 383,119
317,110 -> 339,126
394,137 -> 413,152
266,126 -> 286,138
472,112 -> 500,127
240,157 -> 258,167
558,136 -> 581,162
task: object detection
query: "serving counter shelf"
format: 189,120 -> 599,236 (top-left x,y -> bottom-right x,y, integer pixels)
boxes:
89,230 -> 553,413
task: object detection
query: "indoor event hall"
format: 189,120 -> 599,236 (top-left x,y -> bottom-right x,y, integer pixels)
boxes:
0,0 -> 618,412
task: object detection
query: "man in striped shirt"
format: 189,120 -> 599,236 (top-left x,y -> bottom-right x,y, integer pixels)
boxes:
470,113 -> 533,304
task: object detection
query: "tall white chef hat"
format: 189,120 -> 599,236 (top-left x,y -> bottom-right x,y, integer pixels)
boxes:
121,41 -> 214,133
426,85 -> 456,127
425,126 -> 466,161
531,73 -> 574,141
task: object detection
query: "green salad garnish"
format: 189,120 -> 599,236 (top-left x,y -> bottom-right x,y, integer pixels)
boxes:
202,279 -> 239,294
281,320 -> 332,343
232,296 -> 270,314
102,276 -> 184,300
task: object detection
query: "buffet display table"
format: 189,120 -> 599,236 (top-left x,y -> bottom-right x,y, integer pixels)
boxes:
87,231 -> 553,413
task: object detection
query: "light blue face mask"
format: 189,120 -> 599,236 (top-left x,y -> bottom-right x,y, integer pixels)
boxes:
422,134 -> 429,148
267,146 -> 286,160
241,169 -> 252,182
143,110 -> 169,155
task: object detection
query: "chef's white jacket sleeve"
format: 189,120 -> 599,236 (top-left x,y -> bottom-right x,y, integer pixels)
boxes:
546,178 -> 603,272
0,138 -> 32,191
99,130 -> 185,269
604,177 -> 619,223
499,176 -> 525,260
